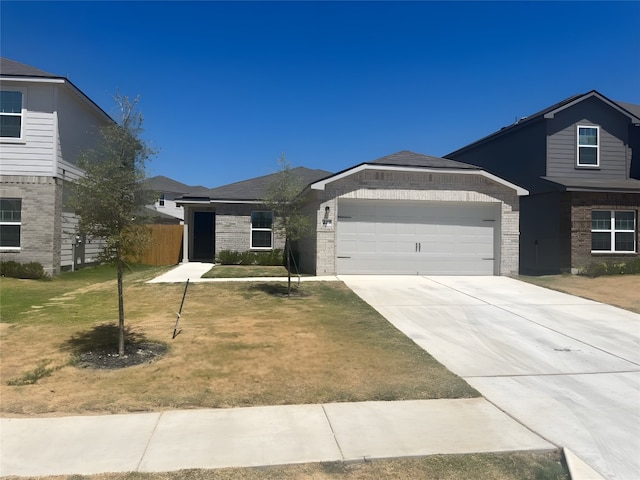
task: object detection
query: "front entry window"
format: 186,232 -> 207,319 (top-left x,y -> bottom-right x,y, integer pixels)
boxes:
251,211 -> 273,249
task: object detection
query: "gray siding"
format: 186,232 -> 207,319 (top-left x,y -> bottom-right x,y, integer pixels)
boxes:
447,119 -> 547,193
547,96 -> 631,179
0,83 -> 56,177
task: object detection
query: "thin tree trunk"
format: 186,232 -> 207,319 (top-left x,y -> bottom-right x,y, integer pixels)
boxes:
286,239 -> 291,296
117,258 -> 125,356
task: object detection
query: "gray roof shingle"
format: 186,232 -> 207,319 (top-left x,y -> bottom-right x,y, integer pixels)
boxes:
185,167 -> 332,201
368,150 -> 480,169
1,57 -> 60,78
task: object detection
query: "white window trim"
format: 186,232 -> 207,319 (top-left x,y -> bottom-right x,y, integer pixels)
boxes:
591,210 -> 636,254
577,125 -> 600,168
0,87 -> 27,143
0,198 -> 22,250
250,211 -> 273,250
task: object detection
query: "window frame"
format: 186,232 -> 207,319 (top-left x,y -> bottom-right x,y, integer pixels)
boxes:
250,210 -> 273,250
576,125 -> 600,168
591,210 -> 636,254
0,198 -> 22,250
0,88 -> 26,143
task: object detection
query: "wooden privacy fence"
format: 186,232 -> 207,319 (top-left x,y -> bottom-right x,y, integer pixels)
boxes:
138,224 -> 183,266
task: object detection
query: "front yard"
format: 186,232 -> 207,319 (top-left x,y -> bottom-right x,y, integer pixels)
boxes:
0,265 -> 580,479
1,265 -> 477,416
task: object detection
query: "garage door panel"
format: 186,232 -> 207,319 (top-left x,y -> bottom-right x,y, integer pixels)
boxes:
337,201 -> 497,275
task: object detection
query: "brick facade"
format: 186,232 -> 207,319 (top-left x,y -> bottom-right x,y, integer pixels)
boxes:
298,169 -> 521,276
570,192 -> 640,272
0,175 -> 63,276
214,203 -> 285,256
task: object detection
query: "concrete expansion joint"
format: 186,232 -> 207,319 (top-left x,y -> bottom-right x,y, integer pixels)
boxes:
321,404 -> 346,461
136,412 -> 163,471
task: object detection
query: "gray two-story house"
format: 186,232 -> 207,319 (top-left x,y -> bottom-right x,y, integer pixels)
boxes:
0,58 -> 112,275
447,90 -> 640,274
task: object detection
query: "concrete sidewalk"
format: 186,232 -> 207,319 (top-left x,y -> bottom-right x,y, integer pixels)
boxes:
1,398 -> 555,477
147,262 -> 340,284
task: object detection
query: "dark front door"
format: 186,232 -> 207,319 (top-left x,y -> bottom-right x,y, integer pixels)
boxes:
193,211 -> 215,261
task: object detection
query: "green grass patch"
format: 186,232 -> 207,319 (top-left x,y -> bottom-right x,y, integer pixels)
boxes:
202,265 -> 291,278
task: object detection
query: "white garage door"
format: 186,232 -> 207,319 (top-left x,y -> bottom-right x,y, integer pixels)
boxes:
337,200 -> 498,275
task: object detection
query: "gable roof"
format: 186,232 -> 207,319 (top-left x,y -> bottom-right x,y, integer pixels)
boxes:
310,150 -> 527,196
368,150 -> 480,169
1,57 -> 113,123
447,90 -> 640,157
1,57 -> 59,78
180,167 -> 333,202
144,175 -> 210,196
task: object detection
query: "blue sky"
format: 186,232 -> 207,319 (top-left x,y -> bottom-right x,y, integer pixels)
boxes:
2,1 -> 639,187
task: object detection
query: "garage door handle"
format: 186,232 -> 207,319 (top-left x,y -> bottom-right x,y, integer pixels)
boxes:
337,256 -> 351,259
415,242 -> 421,252
483,258 -> 494,260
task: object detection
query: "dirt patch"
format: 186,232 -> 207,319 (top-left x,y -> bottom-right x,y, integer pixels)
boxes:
520,274 -> 640,313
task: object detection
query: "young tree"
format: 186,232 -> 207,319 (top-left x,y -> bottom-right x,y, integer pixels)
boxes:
70,94 -> 156,356
263,154 -> 313,295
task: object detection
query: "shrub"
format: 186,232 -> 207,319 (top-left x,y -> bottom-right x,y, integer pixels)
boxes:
0,261 -> 48,279
216,249 -> 284,266
578,258 -> 640,277
217,250 -> 242,265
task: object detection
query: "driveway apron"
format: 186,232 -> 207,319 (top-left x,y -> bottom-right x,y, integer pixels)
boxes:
341,275 -> 640,480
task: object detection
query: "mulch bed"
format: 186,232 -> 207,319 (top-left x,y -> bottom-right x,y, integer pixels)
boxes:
75,342 -> 167,369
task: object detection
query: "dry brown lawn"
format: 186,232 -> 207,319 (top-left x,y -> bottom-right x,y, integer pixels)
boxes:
1,451 -> 568,480
520,274 -> 640,313
0,268 -> 476,417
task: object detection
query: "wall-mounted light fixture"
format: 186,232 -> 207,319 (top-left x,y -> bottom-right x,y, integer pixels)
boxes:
322,206 -> 332,227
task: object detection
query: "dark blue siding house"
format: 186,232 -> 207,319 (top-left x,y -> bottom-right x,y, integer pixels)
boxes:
447,91 -> 640,274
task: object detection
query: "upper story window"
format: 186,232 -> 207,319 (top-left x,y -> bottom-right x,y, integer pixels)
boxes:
577,125 -> 599,167
250,211 -> 273,249
0,198 -> 22,249
0,90 -> 24,140
592,210 -> 636,253
158,194 -> 165,207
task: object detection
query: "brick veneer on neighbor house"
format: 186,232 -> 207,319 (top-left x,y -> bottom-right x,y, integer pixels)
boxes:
571,192 -> 640,271
299,169 -> 521,276
214,203 -> 285,256
0,175 -> 62,275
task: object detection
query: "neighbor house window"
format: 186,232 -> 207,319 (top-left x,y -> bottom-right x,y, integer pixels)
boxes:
158,194 -> 165,206
592,210 -> 636,253
251,211 -> 273,249
0,198 -> 22,249
0,90 -> 24,139
577,125 -> 599,167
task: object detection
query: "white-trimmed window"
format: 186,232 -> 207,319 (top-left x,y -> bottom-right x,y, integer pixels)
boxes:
0,198 -> 22,249
591,210 -> 636,253
0,90 -> 25,140
250,211 -> 273,249
577,125 -> 599,167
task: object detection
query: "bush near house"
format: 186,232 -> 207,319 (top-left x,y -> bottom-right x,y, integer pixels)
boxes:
579,258 -> 640,277
217,249 -> 284,266
0,261 -> 48,280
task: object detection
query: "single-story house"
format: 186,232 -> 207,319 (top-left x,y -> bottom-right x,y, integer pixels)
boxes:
177,151 -> 528,275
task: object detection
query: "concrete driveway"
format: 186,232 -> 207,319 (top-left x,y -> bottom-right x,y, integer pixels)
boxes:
341,275 -> 640,480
